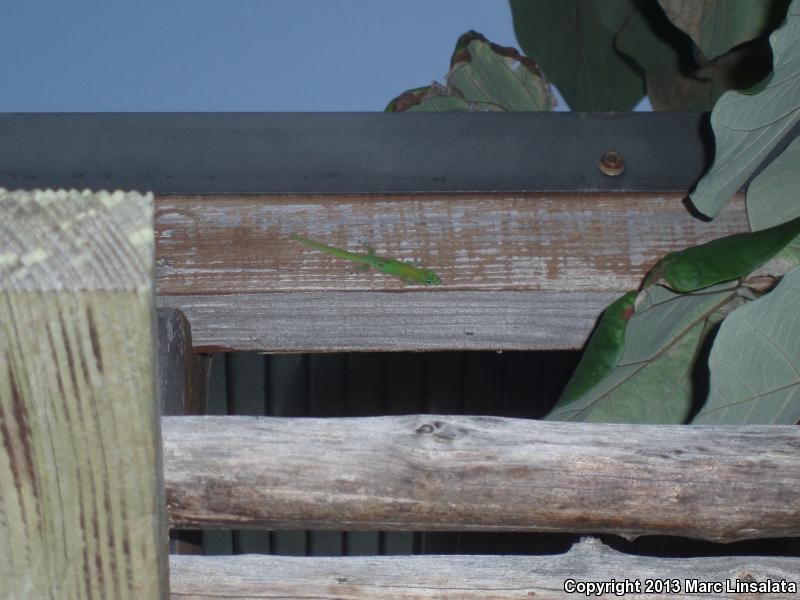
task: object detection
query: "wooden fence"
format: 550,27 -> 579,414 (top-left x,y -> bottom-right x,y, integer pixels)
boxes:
2,188 -> 799,599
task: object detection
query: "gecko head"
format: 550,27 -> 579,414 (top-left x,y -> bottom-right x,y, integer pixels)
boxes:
423,270 -> 443,285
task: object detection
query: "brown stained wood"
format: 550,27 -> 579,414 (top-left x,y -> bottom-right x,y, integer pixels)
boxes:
157,291 -> 619,352
168,537 -> 800,599
162,416 -> 800,543
155,192 -> 748,352
155,192 -> 748,294
0,190 -> 168,599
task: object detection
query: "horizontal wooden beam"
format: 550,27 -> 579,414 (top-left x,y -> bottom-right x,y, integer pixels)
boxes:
155,192 -> 747,351
156,192 -> 746,295
162,416 -> 800,543
157,291 -> 618,352
169,538 -> 800,599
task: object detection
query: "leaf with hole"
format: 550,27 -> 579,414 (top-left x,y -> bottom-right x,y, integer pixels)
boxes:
386,32 -> 555,112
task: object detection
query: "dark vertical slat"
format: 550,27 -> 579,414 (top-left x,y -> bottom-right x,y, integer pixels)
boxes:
463,352 -> 504,416
502,352 -> 540,419
202,354 -> 234,555
228,353 -> 271,554
422,352 -> 465,555
345,353 -> 385,555
269,354 -> 310,416
157,307 -> 209,417
307,354 -> 348,555
157,308 -> 207,555
266,354 -> 309,556
382,353 -> 426,555
530,351 -> 581,418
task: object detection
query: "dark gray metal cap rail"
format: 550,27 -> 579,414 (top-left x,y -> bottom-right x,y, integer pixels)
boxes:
0,112 -> 710,193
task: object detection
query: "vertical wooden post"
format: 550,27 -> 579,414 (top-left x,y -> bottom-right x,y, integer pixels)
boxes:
0,189 -> 168,599
157,307 -> 207,555
157,307 -> 208,419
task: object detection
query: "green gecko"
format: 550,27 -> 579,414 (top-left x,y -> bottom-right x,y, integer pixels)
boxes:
293,235 -> 442,285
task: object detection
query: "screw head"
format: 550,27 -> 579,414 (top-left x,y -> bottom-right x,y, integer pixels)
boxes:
598,150 -> 625,176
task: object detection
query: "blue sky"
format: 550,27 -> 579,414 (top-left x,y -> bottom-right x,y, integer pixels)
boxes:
1,0 -> 650,111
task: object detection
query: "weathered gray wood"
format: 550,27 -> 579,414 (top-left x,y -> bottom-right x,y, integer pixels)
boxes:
155,192 -> 748,294
162,416 -> 800,543
201,354 -> 233,555
155,192 -> 748,352
168,537 -> 800,599
157,291 -> 619,352
0,189 -> 168,599
157,307 -> 208,417
157,307 -> 206,556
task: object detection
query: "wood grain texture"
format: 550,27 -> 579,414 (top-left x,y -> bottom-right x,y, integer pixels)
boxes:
162,416 -> 800,543
157,307 -> 208,417
169,537 -> 800,599
0,189 -> 168,599
155,192 -> 748,294
157,291 -> 619,352
155,192 -> 747,352
157,307 -> 206,556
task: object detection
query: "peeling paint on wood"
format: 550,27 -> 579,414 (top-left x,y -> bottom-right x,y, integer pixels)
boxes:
155,192 -> 748,352
155,192 -> 748,294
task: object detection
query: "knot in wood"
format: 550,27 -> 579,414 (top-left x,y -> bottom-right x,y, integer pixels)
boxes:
415,420 -> 462,442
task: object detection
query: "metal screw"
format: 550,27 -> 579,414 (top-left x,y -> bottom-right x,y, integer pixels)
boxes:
598,151 -> 625,176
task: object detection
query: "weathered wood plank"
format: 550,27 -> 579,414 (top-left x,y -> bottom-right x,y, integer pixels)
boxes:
0,189 -> 168,599
162,416 -> 800,543
157,307 -> 208,417
156,192 -> 748,293
155,192 -> 747,352
157,307 -> 206,556
157,291 -> 618,352
168,537 -> 800,599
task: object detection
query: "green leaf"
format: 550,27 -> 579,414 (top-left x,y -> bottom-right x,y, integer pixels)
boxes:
658,0 -> 791,60
615,1 -> 714,110
606,0 -> 774,110
690,0 -> 800,217
389,33 -> 556,112
554,291 -> 637,409
546,282 -> 738,423
693,266 -> 800,424
747,135 -> 800,230
509,0 -> 644,110
644,216 -> 800,292
443,39 -> 556,111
